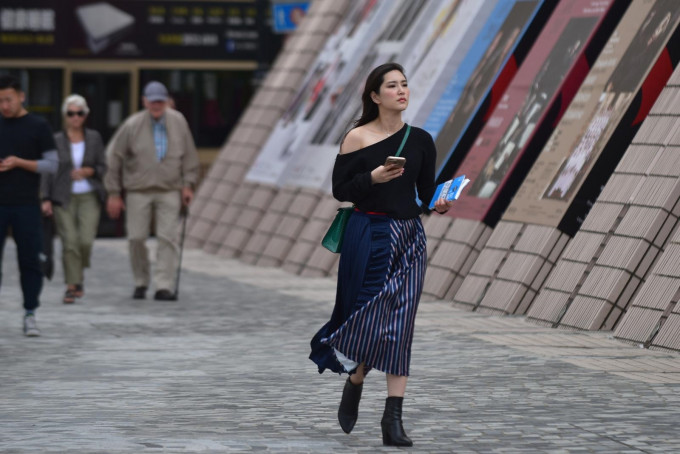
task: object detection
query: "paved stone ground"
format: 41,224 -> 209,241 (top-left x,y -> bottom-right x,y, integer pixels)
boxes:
2,238 -> 680,453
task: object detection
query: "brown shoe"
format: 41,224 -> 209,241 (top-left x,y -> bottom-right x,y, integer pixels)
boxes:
63,289 -> 76,304
74,284 -> 84,298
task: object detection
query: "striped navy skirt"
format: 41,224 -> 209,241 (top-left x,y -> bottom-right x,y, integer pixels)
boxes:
310,210 -> 427,377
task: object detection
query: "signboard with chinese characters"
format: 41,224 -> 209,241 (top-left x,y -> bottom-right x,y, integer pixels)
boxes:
0,0 -> 277,61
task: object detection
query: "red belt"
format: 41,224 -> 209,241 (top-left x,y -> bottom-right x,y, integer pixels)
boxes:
354,207 -> 387,215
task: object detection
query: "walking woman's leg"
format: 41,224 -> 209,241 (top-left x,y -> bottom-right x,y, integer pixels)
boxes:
382,374 -> 412,446
349,362 -> 365,385
54,203 -> 79,303
386,374 -> 406,397
54,203 -> 80,288
75,192 -> 101,291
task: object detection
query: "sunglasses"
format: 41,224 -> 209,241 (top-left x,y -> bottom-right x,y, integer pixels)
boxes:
66,110 -> 86,117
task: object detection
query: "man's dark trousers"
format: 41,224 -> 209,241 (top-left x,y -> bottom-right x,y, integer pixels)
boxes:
0,205 -> 43,311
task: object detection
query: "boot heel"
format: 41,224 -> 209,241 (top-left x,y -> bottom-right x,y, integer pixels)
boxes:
381,427 -> 392,446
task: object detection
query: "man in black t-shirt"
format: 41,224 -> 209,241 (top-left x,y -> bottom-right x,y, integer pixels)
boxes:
0,75 -> 58,336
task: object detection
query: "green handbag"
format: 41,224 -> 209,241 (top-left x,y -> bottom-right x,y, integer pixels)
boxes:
321,206 -> 354,253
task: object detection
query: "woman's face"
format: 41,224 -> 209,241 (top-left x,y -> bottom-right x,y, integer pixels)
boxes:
64,102 -> 87,128
373,70 -> 409,111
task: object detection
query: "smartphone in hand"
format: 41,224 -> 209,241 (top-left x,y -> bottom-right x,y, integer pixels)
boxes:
384,156 -> 406,168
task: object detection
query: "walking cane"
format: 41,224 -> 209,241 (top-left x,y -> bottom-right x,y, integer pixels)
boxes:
174,204 -> 189,299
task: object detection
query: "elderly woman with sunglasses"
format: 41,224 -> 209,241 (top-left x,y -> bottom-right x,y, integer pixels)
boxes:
41,94 -> 107,304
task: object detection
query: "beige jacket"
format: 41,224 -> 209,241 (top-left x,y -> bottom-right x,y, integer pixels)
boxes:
104,108 -> 199,195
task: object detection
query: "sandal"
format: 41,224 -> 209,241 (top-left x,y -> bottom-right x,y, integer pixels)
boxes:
74,284 -> 84,298
63,289 -> 76,304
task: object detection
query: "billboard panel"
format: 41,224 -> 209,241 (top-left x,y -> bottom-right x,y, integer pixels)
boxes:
428,0 -> 551,174
402,0 -> 497,126
245,0 -> 397,185
284,0 -> 507,191
277,0 -> 492,190
444,0 -> 628,225
308,0 -> 440,148
504,0 -> 680,234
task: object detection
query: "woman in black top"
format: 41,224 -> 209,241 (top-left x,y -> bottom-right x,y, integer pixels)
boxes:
310,63 -> 452,447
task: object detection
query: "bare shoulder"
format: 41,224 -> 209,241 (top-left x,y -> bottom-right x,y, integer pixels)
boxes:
339,127 -> 365,155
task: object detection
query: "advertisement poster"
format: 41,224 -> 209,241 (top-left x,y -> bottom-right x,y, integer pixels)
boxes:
244,44 -> 341,184
0,0 -> 275,60
245,0 -> 395,185
445,0 -> 622,225
504,0 -> 680,233
402,0 -> 495,126
310,0 -> 441,148
425,0 -> 543,170
282,0 -> 504,191
277,0 -> 437,189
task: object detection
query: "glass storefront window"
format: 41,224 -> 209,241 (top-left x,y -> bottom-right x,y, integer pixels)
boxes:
71,72 -> 131,143
0,68 -> 63,132
140,69 -> 254,148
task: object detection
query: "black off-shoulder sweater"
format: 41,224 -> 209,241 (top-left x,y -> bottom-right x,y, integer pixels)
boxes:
332,124 -> 437,219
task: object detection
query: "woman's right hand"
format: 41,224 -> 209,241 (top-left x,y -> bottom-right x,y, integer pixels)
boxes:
41,200 -> 53,217
371,164 -> 404,184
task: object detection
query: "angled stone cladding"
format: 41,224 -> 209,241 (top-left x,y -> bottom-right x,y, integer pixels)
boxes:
425,217 -> 493,300
282,192 -> 342,276
455,221 -> 569,314
459,0 -> 680,316
528,64 -> 680,331
613,67 -> 680,349
185,0 -> 349,252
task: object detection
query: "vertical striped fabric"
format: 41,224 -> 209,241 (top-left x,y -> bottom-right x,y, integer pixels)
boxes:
310,210 -> 427,377
153,119 -> 167,161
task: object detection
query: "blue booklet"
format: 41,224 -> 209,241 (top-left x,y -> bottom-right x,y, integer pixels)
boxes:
428,175 -> 470,210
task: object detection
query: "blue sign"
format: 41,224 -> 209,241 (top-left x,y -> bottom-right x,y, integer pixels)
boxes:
272,2 -> 309,33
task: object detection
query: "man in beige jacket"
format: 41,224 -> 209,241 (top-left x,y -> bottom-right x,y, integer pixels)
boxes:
105,81 -> 199,301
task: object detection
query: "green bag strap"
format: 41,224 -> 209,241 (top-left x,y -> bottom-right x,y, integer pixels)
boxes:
394,124 -> 411,157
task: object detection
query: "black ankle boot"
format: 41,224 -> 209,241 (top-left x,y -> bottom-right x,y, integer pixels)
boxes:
338,377 -> 363,434
381,396 -> 413,446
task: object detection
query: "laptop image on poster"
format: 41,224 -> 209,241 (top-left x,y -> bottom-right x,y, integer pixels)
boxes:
76,2 -> 135,54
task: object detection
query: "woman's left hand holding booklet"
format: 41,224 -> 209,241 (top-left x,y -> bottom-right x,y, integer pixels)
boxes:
429,175 -> 470,210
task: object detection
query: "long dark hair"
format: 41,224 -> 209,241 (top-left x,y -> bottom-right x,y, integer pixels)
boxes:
354,62 -> 405,128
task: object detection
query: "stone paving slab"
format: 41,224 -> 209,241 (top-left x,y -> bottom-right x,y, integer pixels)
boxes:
1,239 -> 680,453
